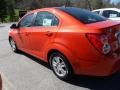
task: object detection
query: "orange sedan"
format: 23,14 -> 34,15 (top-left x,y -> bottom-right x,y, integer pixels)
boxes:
9,7 -> 120,80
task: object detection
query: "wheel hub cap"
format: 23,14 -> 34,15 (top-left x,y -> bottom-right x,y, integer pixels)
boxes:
52,56 -> 68,77
10,40 -> 16,50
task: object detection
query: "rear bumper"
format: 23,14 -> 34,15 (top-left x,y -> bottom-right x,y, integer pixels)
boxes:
73,55 -> 120,76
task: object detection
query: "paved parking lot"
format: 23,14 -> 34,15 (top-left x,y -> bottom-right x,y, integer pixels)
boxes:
0,23 -> 120,90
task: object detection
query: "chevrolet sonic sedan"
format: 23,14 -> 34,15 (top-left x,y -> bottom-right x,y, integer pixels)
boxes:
9,7 -> 120,80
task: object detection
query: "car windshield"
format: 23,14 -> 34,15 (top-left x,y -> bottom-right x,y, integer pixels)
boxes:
56,7 -> 107,24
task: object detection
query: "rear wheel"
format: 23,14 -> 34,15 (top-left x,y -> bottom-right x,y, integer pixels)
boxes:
49,52 -> 73,80
9,38 -> 19,52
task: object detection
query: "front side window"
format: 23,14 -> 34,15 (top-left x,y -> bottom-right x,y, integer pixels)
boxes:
34,12 -> 59,26
19,14 -> 34,27
103,10 -> 120,18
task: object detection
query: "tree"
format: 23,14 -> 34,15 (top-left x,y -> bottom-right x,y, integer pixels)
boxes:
0,0 -> 8,22
116,2 -> 120,8
85,0 -> 92,10
72,0 -> 86,8
0,0 -> 15,22
65,0 -> 72,7
6,0 -> 15,21
103,0 -> 112,8
91,0 -> 104,9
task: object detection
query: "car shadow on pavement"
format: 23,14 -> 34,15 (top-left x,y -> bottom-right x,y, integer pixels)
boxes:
19,51 -> 50,69
18,51 -> 120,90
66,72 -> 120,90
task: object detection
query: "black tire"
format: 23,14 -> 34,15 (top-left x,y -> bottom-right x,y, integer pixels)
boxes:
9,38 -> 19,52
49,52 -> 73,80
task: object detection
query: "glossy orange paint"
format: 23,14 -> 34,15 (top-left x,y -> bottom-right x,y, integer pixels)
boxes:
9,7 -> 120,76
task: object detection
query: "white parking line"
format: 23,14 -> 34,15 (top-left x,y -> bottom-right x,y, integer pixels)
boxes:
0,72 -> 16,90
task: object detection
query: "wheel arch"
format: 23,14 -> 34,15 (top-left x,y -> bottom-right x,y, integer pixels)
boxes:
45,44 -> 76,73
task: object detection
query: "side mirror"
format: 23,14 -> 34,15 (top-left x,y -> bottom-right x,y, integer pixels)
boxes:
10,24 -> 18,29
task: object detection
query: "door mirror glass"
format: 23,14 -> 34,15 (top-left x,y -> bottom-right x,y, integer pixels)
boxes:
10,24 -> 18,29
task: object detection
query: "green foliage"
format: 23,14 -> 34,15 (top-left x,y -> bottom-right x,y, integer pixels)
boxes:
0,0 -> 16,22
91,0 -> 104,9
16,0 -> 118,10
0,0 -> 8,22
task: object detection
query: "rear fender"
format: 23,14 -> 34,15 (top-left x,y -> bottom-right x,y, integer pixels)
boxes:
44,43 -> 78,71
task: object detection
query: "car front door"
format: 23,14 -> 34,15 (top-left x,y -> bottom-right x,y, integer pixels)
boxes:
28,11 -> 59,58
17,13 -> 35,50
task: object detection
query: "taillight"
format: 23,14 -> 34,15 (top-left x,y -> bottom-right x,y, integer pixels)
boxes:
118,34 -> 120,45
115,31 -> 120,46
86,33 -> 111,55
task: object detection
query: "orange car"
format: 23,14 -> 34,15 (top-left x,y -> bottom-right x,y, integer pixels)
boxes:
9,7 -> 120,80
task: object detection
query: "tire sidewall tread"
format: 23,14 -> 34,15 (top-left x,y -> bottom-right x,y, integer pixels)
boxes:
50,52 -> 73,80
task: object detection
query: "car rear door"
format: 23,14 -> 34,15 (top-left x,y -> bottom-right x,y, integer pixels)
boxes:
28,11 -> 59,58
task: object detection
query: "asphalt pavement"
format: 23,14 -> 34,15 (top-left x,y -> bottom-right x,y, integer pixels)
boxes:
0,23 -> 120,90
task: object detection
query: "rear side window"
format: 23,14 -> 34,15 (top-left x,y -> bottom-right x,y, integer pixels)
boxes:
56,7 -> 106,24
34,12 -> 59,26
102,10 -> 120,18
19,14 -> 34,27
